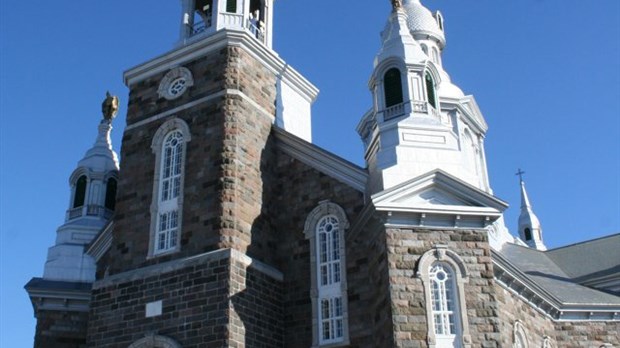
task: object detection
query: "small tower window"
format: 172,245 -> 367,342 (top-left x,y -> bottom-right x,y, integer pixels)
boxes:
226,0 -> 237,13
73,175 -> 87,208
194,0 -> 213,29
425,72 -> 437,109
421,44 -> 428,55
524,228 -> 532,241
436,11 -> 444,31
105,178 -> 117,211
384,68 -> 403,108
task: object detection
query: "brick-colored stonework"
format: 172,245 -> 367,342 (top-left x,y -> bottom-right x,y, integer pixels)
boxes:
87,249 -> 282,347
384,228 -> 502,347
34,310 -> 88,348
30,18 -> 620,348
109,45 -> 277,275
496,284 -> 620,347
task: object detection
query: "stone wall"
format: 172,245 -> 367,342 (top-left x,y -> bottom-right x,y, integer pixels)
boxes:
554,321 -> 620,347
385,227 -> 501,347
87,249 -> 283,347
496,283 -> 620,347
34,309 -> 89,348
270,149 -> 365,347
109,45 -> 277,275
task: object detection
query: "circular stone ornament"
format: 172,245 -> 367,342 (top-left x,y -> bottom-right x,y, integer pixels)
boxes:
158,67 -> 194,100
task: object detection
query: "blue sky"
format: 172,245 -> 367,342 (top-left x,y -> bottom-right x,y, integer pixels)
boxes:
1,0 -> 619,345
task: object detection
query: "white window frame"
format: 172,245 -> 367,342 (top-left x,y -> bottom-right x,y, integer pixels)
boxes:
417,245 -> 471,348
304,201 -> 350,347
513,320 -> 529,348
149,118 -> 191,258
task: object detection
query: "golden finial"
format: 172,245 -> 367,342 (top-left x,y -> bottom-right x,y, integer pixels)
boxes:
101,91 -> 119,122
391,0 -> 403,11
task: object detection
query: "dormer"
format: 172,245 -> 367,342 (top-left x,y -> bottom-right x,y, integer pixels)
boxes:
179,0 -> 274,48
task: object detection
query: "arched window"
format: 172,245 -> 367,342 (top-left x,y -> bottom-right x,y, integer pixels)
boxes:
317,215 -> 343,343
417,245 -> 471,348
150,118 -> 191,257
524,228 -> 532,241
304,202 -> 350,346
104,178 -> 117,211
432,47 -> 440,64
436,12 -> 444,31
384,68 -> 403,108
128,334 -> 182,348
425,72 -> 437,109
421,44 -> 429,55
156,131 -> 184,253
513,321 -> 529,348
73,175 -> 87,208
430,263 -> 460,339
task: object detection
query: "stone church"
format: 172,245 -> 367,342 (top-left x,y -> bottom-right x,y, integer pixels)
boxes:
26,0 -> 620,347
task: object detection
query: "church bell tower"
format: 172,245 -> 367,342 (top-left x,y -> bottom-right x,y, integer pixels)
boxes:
80,1 -> 318,346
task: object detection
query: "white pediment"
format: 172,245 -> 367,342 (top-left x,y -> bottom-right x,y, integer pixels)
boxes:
372,170 -> 507,217
394,187 -> 473,207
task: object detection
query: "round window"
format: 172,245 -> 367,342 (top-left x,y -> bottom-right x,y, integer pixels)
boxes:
168,78 -> 187,97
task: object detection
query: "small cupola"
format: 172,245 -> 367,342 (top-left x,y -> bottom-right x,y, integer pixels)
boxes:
516,170 -> 546,251
179,0 -> 274,48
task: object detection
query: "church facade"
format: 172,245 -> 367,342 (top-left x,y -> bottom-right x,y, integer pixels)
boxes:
26,0 -> 620,347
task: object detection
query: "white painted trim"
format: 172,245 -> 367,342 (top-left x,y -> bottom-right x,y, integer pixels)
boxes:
417,245 -> 472,348
93,248 -> 283,290
123,29 -> 318,103
125,88 -> 273,132
148,119 -> 192,258
304,202 -> 351,347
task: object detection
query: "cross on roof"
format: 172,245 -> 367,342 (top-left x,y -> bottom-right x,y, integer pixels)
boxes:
515,168 -> 526,182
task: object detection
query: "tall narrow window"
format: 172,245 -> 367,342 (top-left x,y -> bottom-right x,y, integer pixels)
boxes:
418,246 -> 471,348
436,12 -> 444,31
73,175 -> 87,208
429,263 -> 460,341
104,178 -> 117,211
150,118 -> 191,258
304,202 -> 350,346
317,215 -> 344,343
226,0 -> 237,13
384,68 -> 403,108
155,131 -> 184,253
425,72 -> 437,109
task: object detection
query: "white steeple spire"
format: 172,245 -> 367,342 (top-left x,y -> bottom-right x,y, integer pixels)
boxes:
516,170 -> 546,250
375,2 -> 427,67
42,94 -> 120,282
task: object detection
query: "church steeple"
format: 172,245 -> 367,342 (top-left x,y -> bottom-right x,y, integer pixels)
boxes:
516,169 -> 546,250
358,1 -> 491,194
42,93 -> 120,282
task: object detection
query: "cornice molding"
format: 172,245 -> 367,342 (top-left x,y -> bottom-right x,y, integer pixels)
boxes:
123,29 -> 318,103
